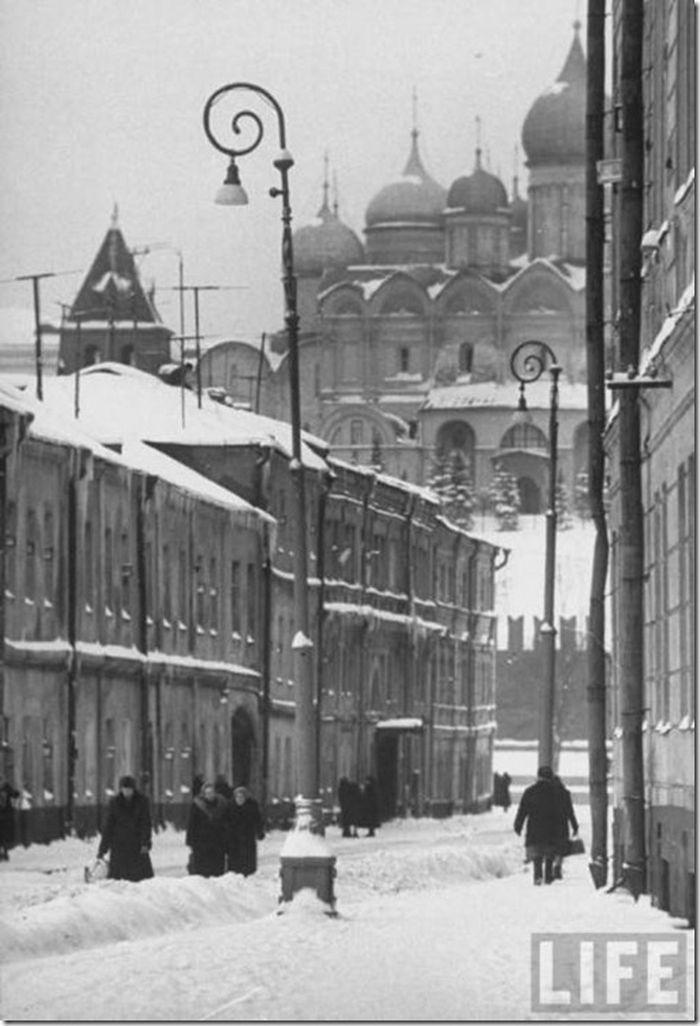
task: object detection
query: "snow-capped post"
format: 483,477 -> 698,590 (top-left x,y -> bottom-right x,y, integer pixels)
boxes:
203,83 -> 336,912
509,340 -> 561,771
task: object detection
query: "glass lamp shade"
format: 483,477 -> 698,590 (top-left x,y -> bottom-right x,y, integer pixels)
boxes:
215,159 -> 249,206
215,181 -> 249,205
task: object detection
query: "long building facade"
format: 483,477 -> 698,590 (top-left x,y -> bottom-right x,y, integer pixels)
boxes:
0,365 -> 503,843
605,0 -> 695,922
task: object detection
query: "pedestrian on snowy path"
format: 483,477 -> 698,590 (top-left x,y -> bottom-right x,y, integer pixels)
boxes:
0,781 -> 19,861
552,775 -> 579,880
226,785 -> 265,876
360,776 -> 380,837
492,772 -> 512,811
513,765 -> 562,885
97,775 -> 154,881
186,781 -> 228,877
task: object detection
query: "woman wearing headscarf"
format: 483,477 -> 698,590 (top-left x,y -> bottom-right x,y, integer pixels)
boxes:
186,780 -> 228,877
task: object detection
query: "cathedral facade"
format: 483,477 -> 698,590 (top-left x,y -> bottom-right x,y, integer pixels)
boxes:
201,26 -> 590,511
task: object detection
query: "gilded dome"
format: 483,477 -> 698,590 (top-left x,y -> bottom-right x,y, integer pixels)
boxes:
522,24 -> 586,167
293,188 -> 364,277
446,150 -> 509,214
365,130 -> 446,228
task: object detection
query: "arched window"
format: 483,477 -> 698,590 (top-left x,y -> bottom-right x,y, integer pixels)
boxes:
435,421 -> 476,469
458,342 -> 473,374
500,423 -> 548,450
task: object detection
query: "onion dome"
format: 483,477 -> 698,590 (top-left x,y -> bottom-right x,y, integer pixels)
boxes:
522,22 -> 586,167
293,177 -> 364,277
365,129 -> 446,228
446,148 -> 509,214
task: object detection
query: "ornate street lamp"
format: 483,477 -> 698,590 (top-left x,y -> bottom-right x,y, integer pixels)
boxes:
509,340 -> 561,770
203,83 -> 335,909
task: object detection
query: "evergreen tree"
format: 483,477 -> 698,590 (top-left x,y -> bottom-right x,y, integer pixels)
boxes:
489,462 -> 520,531
428,447 -> 475,530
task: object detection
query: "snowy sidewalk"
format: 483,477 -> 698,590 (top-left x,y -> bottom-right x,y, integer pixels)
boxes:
0,810 -> 693,1021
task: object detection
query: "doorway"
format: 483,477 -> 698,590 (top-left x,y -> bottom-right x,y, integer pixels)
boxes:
231,706 -> 255,788
375,732 -> 398,821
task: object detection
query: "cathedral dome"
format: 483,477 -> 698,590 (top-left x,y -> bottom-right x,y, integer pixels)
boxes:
293,187 -> 364,277
446,150 -> 509,214
521,23 -> 586,167
365,130 -> 446,228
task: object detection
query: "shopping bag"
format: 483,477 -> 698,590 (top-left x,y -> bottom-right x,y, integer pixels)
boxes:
84,856 -> 109,883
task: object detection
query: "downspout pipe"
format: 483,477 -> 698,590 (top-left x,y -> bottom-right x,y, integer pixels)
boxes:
315,468 -> 335,800
254,445 -> 272,814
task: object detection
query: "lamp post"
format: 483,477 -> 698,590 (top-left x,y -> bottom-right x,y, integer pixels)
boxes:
509,340 -> 561,770
203,83 -> 335,909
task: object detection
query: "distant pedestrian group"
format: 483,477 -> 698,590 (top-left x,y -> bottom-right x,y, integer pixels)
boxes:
186,776 -> 264,878
514,765 -> 579,885
337,775 -> 380,838
93,772 -> 264,882
492,771 -> 512,811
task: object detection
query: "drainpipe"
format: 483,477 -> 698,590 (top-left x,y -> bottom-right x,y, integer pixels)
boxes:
315,468 -> 335,798
465,540 -> 479,811
254,445 -> 272,812
357,472 -> 376,776
136,474 -> 156,798
65,451 -> 80,835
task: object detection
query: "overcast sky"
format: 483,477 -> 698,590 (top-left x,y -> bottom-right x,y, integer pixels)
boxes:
0,0 -> 584,346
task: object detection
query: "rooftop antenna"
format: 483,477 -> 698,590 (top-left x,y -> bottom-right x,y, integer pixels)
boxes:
332,169 -> 339,218
475,115 -> 482,169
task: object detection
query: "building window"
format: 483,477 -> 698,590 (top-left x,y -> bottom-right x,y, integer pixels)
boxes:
84,520 -> 94,608
104,527 -> 114,613
500,423 -> 548,450
399,347 -> 410,373
231,561 -> 242,635
350,419 -> 363,445
24,508 -> 38,601
209,556 -> 219,632
459,342 -> 473,374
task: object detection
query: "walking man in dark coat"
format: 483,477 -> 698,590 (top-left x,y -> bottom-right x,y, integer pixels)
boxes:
97,775 -> 154,881
513,765 -> 563,885
227,785 -> 265,876
186,780 -> 228,877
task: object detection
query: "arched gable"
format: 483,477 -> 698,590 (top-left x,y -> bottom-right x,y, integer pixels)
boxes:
368,271 -> 430,318
319,282 -> 366,319
321,407 -> 395,449
502,264 -> 575,317
435,273 -> 498,319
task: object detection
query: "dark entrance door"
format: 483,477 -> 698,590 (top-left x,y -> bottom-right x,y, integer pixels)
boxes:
231,706 -> 254,787
375,732 -> 398,821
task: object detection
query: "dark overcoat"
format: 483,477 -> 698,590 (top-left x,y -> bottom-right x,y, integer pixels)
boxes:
186,793 -> 228,877
360,777 -> 380,830
98,791 -> 154,881
227,797 -> 265,876
513,778 -> 562,856
0,783 -> 19,851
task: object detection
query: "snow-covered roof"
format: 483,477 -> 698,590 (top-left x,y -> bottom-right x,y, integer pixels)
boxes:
422,379 -> 588,412
0,377 -> 269,523
39,363 -> 329,470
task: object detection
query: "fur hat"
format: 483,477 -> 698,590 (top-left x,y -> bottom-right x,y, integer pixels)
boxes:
119,775 -> 137,790
537,765 -> 553,780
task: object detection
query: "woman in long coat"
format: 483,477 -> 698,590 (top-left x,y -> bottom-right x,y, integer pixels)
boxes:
360,776 -> 380,837
186,781 -> 228,877
97,775 -> 154,881
227,786 -> 265,876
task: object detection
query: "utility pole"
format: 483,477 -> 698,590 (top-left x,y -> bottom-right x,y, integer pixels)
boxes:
585,0 -> 609,890
172,285 -> 221,408
617,0 -> 646,899
16,272 -> 55,400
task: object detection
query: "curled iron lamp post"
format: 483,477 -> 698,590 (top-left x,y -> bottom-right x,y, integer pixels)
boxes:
203,83 -> 335,910
509,340 -> 561,771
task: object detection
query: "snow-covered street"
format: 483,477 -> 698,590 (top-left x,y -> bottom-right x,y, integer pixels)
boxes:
0,803 -> 693,1021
